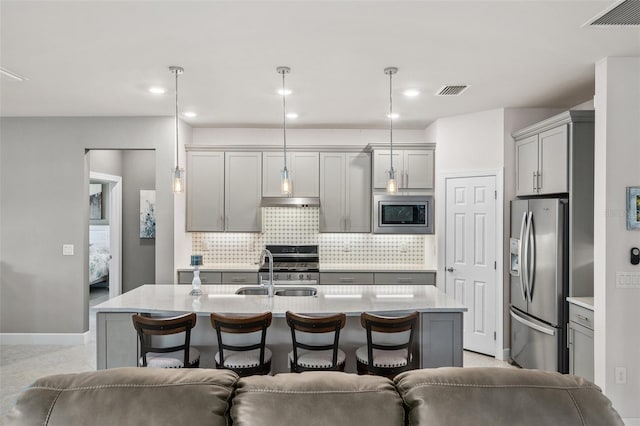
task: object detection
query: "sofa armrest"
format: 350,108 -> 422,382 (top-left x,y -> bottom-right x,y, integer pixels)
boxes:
6,367 -> 238,426
394,367 -> 624,426
232,371 -> 404,426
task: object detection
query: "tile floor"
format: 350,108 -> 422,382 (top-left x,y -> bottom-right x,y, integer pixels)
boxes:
1,289 -> 515,420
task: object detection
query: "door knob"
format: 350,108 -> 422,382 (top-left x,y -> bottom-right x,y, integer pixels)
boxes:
446,267 -> 455,272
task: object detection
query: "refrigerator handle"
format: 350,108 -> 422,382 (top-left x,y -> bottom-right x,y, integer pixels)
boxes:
527,211 -> 535,303
518,211 -> 528,301
510,310 -> 556,336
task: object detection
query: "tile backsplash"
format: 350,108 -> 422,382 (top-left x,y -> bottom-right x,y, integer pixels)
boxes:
192,208 -> 430,265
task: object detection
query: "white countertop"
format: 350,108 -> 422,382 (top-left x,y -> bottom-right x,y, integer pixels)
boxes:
566,297 -> 594,310
93,284 -> 466,316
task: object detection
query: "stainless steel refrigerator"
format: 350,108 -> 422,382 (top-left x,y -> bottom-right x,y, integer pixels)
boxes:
510,198 -> 568,373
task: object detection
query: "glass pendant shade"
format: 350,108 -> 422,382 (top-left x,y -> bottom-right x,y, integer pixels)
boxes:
173,166 -> 184,193
281,167 -> 292,195
386,169 -> 398,193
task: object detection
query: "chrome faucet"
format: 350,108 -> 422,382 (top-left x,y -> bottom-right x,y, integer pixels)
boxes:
260,248 -> 274,297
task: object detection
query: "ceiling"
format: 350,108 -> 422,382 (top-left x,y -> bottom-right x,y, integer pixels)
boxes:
1,1 -> 639,129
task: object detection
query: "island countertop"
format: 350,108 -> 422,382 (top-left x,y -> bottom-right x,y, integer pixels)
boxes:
93,284 -> 466,316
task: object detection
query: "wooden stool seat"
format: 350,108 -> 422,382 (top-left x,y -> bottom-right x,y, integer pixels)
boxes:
210,312 -> 272,377
357,311 -> 419,378
131,312 -> 200,368
286,311 -> 347,372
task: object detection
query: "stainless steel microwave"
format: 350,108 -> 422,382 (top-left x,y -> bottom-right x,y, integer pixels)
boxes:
373,194 -> 434,234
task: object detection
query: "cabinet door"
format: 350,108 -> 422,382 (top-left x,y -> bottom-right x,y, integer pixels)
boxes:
373,149 -> 403,189
225,152 -> 262,232
186,151 -> 225,231
515,135 -> 539,196
403,149 -> 434,189
538,125 -> 568,194
262,152 -> 289,197
319,153 -> 346,232
290,152 -> 320,197
568,321 -> 594,382
346,152 -> 371,232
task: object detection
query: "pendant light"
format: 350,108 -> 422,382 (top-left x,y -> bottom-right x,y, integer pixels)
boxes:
277,66 -> 292,195
170,66 -> 184,193
384,67 -> 398,194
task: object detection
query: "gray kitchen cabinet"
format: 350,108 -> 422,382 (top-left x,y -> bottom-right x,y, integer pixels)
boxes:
221,272 -> 258,284
225,152 -> 262,232
177,271 -> 222,285
515,125 -> 568,196
568,302 -> 594,382
186,151 -> 225,231
374,272 -> 436,285
319,152 -> 371,233
320,272 -> 374,285
262,151 -> 319,197
373,148 -> 434,190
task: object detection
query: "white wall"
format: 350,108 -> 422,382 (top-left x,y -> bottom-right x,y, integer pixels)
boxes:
594,57 -> 640,421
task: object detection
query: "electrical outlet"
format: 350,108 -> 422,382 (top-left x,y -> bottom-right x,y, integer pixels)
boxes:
615,367 -> 627,384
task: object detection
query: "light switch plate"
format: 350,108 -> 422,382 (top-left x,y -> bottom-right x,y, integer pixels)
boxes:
62,244 -> 74,256
616,272 -> 640,288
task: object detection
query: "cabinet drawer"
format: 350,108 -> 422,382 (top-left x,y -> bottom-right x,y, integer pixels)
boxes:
221,272 -> 258,284
320,272 -> 374,285
374,272 -> 435,285
177,271 -> 222,285
569,303 -> 594,330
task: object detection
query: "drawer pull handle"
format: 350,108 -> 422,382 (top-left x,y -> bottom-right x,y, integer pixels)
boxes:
575,314 -> 590,322
339,278 -> 354,283
398,278 -> 413,283
232,277 -> 247,282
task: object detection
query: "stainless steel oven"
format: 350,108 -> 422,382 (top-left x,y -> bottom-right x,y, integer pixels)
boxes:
373,194 -> 434,234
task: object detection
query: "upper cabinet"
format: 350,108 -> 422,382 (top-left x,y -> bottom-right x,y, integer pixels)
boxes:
186,149 -> 262,232
186,151 -> 225,231
262,152 -> 319,197
225,152 -> 262,232
515,125 -> 568,196
373,148 -> 434,190
319,152 -> 371,233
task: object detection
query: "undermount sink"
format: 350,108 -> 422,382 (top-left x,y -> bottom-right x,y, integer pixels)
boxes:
274,287 -> 317,297
234,286 -> 318,297
235,287 -> 269,296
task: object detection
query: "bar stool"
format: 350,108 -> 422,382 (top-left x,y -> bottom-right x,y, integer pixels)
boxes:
131,312 -> 200,368
356,311 -> 419,378
210,312 -> 272,377
285,311 -> 347,372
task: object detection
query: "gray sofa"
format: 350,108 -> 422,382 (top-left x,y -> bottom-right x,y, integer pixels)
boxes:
6,367 -> 623,425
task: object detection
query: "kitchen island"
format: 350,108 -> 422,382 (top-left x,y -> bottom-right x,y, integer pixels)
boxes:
94,284 -> 466,373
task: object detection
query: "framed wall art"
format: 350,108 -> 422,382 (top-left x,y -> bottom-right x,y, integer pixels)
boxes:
140,190 -> 156,238
627,187 -> 640,230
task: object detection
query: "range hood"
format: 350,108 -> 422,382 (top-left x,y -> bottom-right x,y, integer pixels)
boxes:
261,197 -> 320,207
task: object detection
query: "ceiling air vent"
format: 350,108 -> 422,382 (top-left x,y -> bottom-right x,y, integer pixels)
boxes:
435,85 -> 469,96
587,0 -> 640,27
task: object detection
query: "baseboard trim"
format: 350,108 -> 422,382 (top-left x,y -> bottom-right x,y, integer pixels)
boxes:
498,348 -> 510,361
0,332 -> 90,345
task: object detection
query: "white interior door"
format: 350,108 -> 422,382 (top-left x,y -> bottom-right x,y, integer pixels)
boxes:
445,175 -> 497,355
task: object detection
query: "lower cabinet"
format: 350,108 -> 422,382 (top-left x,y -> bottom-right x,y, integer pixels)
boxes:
320,272 -> 374,285
568,303 -> 594,382
177,271 -> 222,285
320,271 -> 435,285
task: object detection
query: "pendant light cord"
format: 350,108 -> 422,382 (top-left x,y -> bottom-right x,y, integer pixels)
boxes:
281,70 -> 288,170
175,70 -> 179,168
389,70 -> 394,175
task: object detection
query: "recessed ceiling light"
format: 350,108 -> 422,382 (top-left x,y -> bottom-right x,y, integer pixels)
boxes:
286,112 -> 298,119
403,89 -> 420,97
148,86 -> 166,95
387,113 -> 399,119
183,111 -> 197,118
278,89 -> 292,96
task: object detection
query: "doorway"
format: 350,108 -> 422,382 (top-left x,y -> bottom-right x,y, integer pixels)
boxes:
440,172 -> 502,357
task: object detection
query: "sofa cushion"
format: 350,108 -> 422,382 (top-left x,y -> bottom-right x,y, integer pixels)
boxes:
232,371 -> 404,426
5,367 -> 238,426
395,367 -> 624,426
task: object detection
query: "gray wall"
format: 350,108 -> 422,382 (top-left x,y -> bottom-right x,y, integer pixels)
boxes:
0,117 -> 178,334
89,150 -> 123,177
122,150 -> 156,292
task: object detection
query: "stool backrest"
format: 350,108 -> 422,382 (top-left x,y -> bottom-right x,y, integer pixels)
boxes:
286,311 -> 346,371
131,313 -> 197,367
210,312 -> 272,370
360,311 -> 419,376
